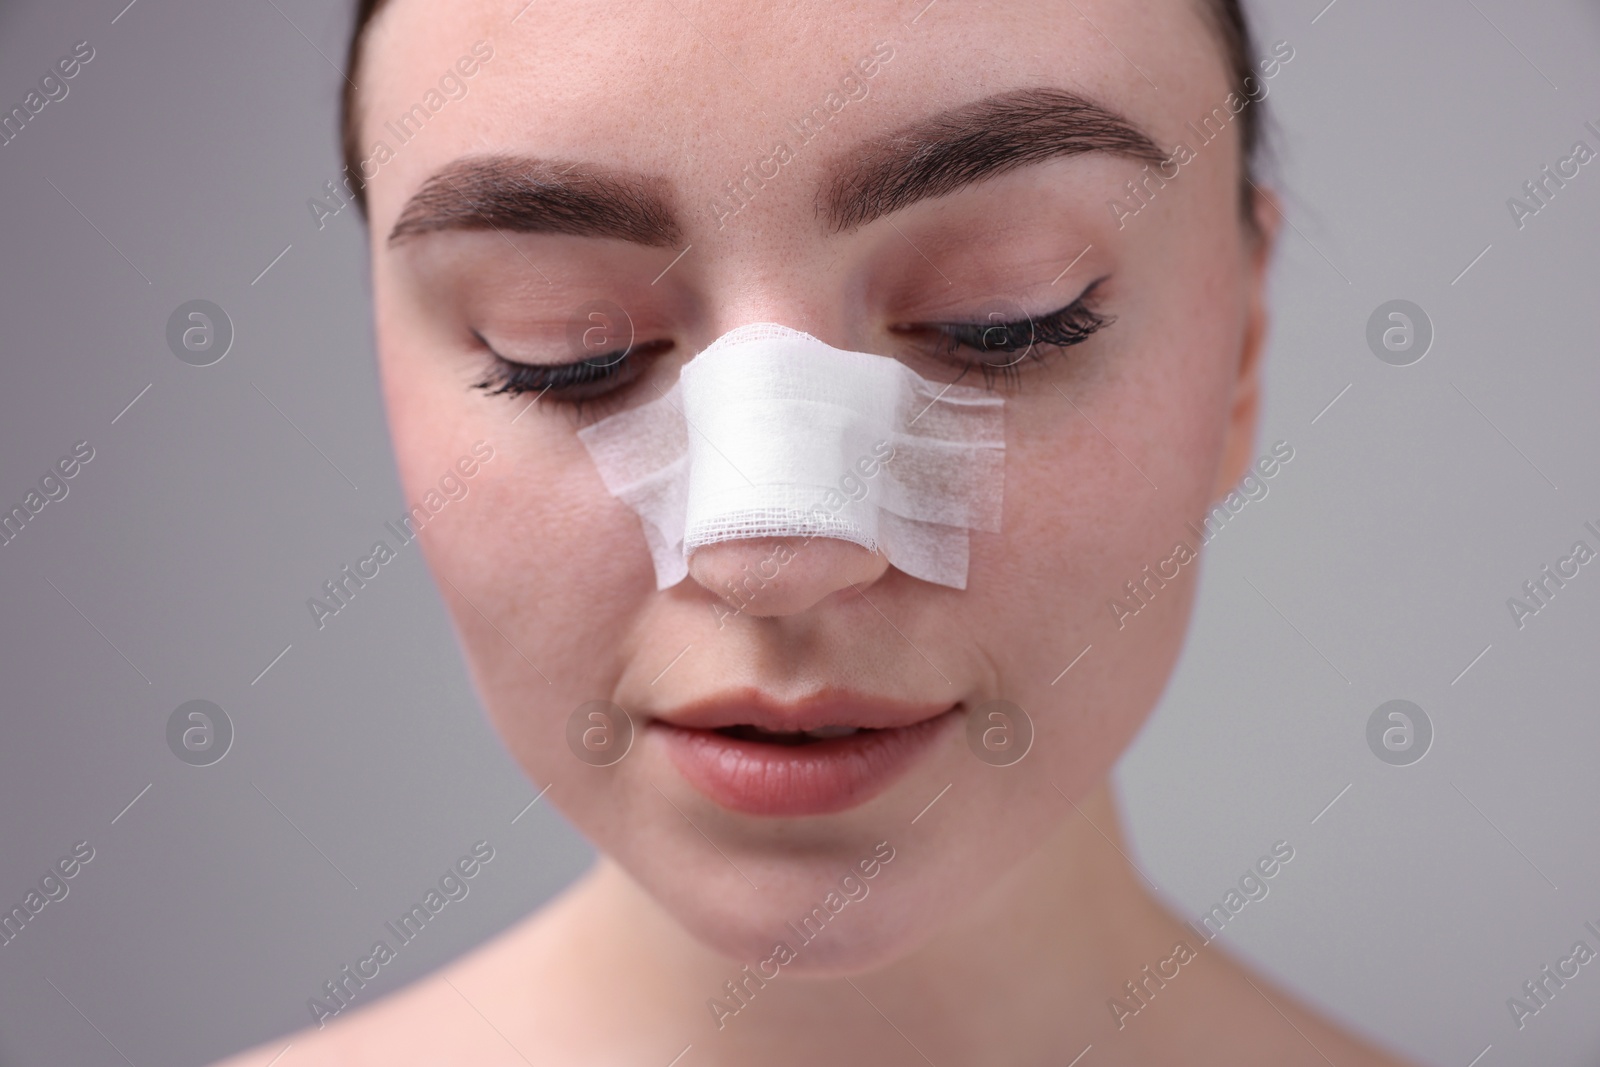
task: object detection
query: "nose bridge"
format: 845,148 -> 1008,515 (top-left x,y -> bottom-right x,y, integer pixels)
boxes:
692,227 -> 869,353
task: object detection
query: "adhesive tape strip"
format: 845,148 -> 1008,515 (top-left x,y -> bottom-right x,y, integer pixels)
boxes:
577,323 -> 1004,590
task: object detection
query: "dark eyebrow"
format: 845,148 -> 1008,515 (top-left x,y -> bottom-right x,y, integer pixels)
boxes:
822,88 -> 1166,231
388,156 -> 682,247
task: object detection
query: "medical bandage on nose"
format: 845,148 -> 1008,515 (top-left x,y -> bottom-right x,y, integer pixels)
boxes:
576,323 -> 1005,590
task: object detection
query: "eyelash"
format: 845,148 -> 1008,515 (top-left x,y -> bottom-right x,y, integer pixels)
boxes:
472,287 -> 1112,404
471,332 -> 663,416
921,286 -> 1112,389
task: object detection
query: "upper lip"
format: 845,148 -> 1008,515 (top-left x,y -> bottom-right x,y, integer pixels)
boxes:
651,688 -> 955,733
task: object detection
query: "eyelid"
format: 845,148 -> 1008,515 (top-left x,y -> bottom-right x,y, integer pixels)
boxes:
911,278 -> 1113,388
922,276 -> 1108,331
475,275 -> 1111,404
470,329 -> 660,415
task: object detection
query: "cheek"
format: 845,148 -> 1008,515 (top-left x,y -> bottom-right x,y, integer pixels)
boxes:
965,275 -> 1243,780
373,314 -> 654,783
981,341 -> 1234,632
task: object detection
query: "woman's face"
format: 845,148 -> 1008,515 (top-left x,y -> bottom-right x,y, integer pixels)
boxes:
360,0 -> 1271,969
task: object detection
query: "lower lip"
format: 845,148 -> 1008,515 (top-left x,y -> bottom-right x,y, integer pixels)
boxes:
653,710 -> 957,817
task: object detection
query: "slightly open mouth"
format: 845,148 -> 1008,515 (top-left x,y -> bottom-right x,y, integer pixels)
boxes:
654,709 -> 958,817
713,723 -> 866,746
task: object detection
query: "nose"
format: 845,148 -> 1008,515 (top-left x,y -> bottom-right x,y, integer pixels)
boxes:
688,536 -> 890,616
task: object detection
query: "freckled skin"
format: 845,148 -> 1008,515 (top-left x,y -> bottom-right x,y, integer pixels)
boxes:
214,2 -> 1418,1064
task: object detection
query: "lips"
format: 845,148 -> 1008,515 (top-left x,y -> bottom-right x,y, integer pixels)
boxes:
649,692 -> 958,817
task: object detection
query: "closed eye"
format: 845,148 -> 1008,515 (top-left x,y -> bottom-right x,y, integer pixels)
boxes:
918,279 -> 1113,388
475,279 -> 1111,407
471,330 -> 671,408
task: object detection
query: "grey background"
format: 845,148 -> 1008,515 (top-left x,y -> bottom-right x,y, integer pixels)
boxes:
0,0 -> 1596,1064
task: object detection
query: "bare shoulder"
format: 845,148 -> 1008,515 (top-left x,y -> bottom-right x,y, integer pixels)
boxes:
1172,943 -> 1424,1067
209,874 -> 605,1067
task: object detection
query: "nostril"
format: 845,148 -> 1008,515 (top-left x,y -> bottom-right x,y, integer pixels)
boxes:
687,537 -> 889,616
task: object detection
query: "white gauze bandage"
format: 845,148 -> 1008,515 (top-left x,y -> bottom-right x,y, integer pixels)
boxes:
576,323 -> 1005,590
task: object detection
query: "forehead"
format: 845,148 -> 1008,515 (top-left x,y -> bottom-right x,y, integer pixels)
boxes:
356,0 -> 1228,227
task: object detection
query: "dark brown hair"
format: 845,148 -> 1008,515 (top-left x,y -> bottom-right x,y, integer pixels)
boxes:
338,0 -> 1266,223
338,0 -> 388,216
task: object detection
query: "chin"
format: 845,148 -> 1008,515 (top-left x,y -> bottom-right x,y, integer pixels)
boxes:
617,794 -> 1043,979
664,873 -> 942,977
